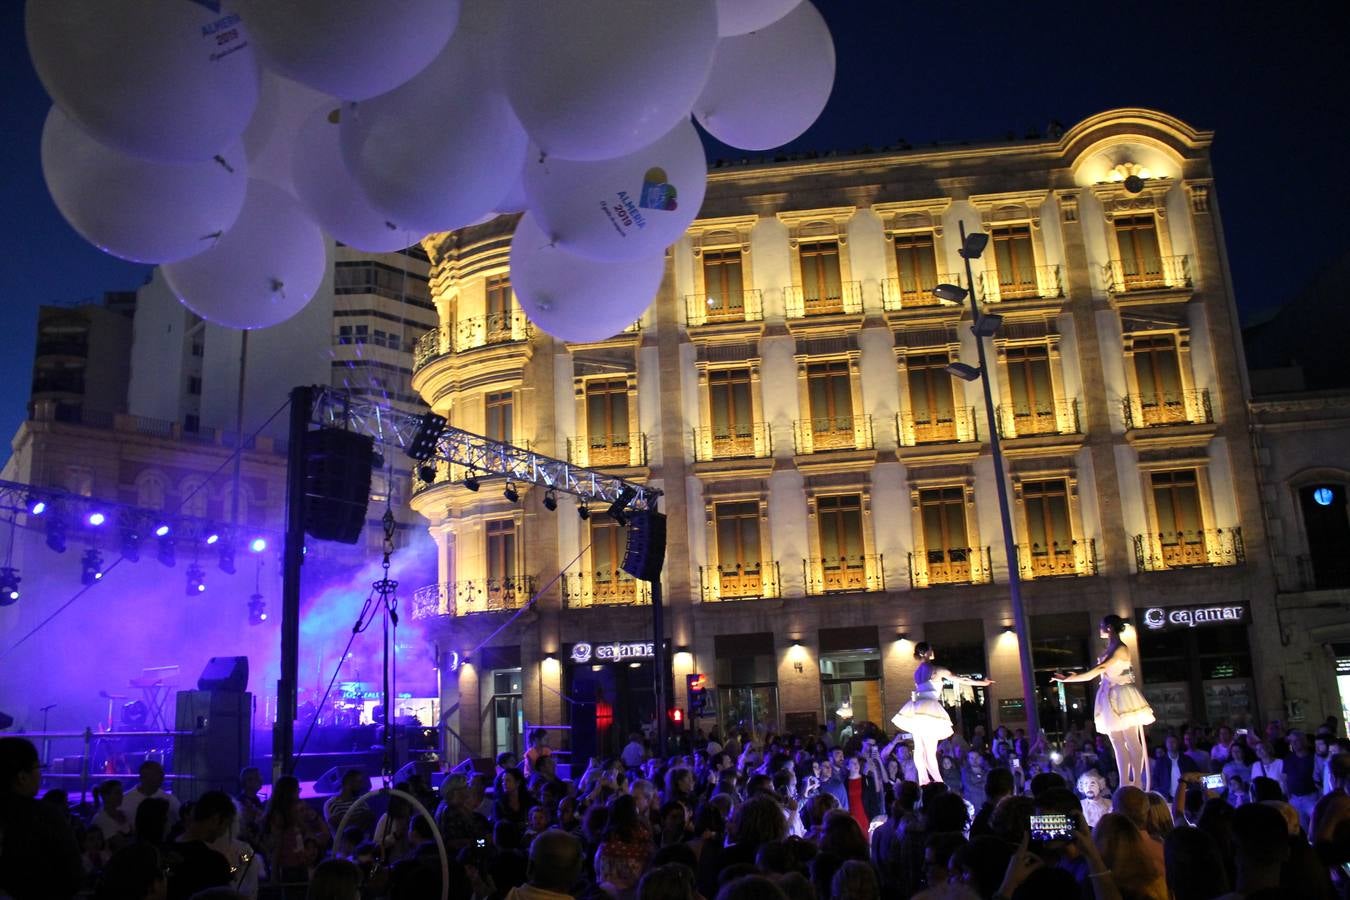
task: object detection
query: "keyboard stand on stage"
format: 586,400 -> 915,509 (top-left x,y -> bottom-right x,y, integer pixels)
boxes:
130,665 -> 181,732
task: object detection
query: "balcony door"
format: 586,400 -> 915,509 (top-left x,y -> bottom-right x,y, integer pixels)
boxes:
799,241 -> 843,312
894,231 -> 939,303
703,249 -> 745,321
1150,470 -> 1206,567
907,354 -> 958,442
1023,479 -> 1073,576
485,391 -> 513,444
1006,345 -> 1056,434
715,501 -> 762,598
485,519 -> 518,607
589,517 -> 635,603
991,224 -> 1037,297
817,494 -> 864,591
1132,335 -> 1185,425
1114,215 -> 1163,288
709,368 -> 754,456
486,274 -> 513,336
920,487 -> 971,584
807,361 -> 854,449
586,379 -> 630,465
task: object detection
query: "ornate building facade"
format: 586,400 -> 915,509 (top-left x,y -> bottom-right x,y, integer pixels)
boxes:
411,109 -> 1282,763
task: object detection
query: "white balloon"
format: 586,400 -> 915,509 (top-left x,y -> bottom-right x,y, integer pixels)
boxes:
164,180 -> 327,330
242,71 -> 333,197
41,107 -> 248,265
510,213 -> 665,343
493,169 -> 528,217
26,0 -> 259,162
236,0 -> 461,101
340,24 -> 527,236
292,108 -> 413,253
693,2 -> 835,151
524,120 -> 707,262
716,0 -> 804,36
503,0 -> 718,161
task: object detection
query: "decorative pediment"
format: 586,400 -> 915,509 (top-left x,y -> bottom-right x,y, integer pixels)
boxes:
777,206 -> 856,248
872,198 -> 952,238
968,190 -> 1050,232
689,214 -> 760,257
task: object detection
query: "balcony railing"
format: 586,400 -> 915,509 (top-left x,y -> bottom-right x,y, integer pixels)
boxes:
1122,390 -> 1212,429
1102,255 -> 1191,294
692,423 -> 773,461
700,561 -> 781,602
793,414 -> 874,454
978,264 -> 1064,302
803,555 -> 886,595
685,289 -> 764,327
784,282 -> 862,318
567,432 -> 648,468
562,572 -> 651,608
896,408 -> 979,446
1132,528 -> 1244,572
996,398 -> 1081,438
881,273 -> 963,310
1015,540 -> 1097,579
908,547 -> 992,588
412,312 -> 533,372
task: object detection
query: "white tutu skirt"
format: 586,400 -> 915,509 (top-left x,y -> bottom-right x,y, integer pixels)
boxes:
891,696 -> 954,741
1094,682 -> 1155,733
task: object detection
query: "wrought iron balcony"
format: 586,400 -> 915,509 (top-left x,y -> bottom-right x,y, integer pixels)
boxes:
562,572 -> 651,608
881,273 -> 963,310
692,423 -> 773,461
566,432 -> 648,468
685,289 -> 764,327
978,264 -> 1064,302
896,408 -> 979,446
1122,390 -> 1212,429
996,399 -> 1081,438
1015,540 -> 1097,578
793,414 -> 874,454
803,555 -> 886,595
411,583 -> 448,619
700,561 -> 781,602
412,312 -> 533,372
784,282 -> 862,318
1102,255 -> 1191,294
908,547 -> 992,588
1132,528 -> 1244,572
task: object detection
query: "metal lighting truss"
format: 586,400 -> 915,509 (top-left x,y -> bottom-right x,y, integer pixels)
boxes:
310,386 -> 661,511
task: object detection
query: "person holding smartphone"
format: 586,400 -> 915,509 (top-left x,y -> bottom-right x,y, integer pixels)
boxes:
892,642 -> 993,785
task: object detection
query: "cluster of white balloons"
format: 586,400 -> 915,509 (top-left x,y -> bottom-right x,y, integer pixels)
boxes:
30,0 -> 834,337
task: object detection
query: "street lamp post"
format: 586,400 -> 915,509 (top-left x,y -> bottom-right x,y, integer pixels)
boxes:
940,220 -> 1041,740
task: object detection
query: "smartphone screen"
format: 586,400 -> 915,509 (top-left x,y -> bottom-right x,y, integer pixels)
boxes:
1203,773 -> 1225,790
1029,813 -> 1074,843
1235,728 -> 1248,736
1010,757 -> 1021,769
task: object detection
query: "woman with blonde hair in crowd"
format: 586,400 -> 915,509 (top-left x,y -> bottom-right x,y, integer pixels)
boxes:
1143,791 -> 1176,840
1094,812 -> 1168,900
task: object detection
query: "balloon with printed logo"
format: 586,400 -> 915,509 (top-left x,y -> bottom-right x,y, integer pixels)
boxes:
340,18 -> 527,235
164,180 -> 327,330
523,119 -> 706,262
235,0 -> 461,101
26,0 -> 260,162
241,71 -> 333,197
693,1 -> 834,151
510,213 -> 664,343
503,0 -> 718,161
41,106 -> 249,264
292,107 -> 414,252
715,0 -> 804,35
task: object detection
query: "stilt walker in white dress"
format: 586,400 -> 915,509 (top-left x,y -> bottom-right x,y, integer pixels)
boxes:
891,642 -> 993,786
1053,615 -> 1155,791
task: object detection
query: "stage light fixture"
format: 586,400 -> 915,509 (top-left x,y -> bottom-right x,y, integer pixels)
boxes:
156,534 -> 175,567
418,464 -> 437,484
503,481 -> 519,504
45,513 -> 67,554
463,473 -> 480,492
406,412 -> 448,461
80,548 -> 104,585
248,593 -> 267,625
27,496 -> 45,516
185,562 -> 206,596
87,511 -> 106,527
0,568 -> 19,605
577,501 -> 590,520
120,527 -> 141,563
205,533 -> 219,545
217,540 -> 236,575
249,537 -> 267,553
154,524 -> 170,537
608,486 -> 637,525
543,489 -> 558,512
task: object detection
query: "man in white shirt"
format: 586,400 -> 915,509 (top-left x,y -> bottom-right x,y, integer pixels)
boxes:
89,779 -> 133,848
120,760 -> 181,827
620,733 -> 646,770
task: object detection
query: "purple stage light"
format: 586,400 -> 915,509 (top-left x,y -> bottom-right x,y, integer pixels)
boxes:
249,537 -> 267,553
29,500 -> 46,516
205,533 -> 219,545
154,524 -> 170,537
87,512 -> 106,526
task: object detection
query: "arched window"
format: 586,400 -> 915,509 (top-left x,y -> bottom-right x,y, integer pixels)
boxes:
1300,483 -> 1350,589
178,476 -> 209,519
135,472 -> 167,510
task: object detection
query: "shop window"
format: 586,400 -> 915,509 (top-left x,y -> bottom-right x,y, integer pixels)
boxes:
1114,214 -> 1163,287
990,225 -> 1037,297
1029,613 -> 1091,741
894,231 -> 939,301
921,620 -> 989,735
1299,484 -> 1350,589
907,354 -> 958,442
485,391 -> 513,444
703,249 -> 746,320
1137,621 -> 1253,728
714,633 -> 779,739
586,379 -> 630,465
820,649 -> 881,740
489,667 -> 523,758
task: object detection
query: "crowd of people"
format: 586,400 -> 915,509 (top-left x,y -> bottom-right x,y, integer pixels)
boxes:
7,712 -> 1350,899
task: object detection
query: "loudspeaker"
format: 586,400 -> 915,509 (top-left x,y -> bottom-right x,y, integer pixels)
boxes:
173,690 -> 251,802
621,510 -> 667,582
197,656 -> 249,692
304,428 -> 374,544
313,763 -> 371,796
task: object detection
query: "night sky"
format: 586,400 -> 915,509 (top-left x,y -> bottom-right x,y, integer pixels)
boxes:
1,1 -> 1346,448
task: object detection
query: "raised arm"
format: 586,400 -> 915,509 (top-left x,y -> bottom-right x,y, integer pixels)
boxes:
937,666 -> 993,688
1053,646 -> 1122,684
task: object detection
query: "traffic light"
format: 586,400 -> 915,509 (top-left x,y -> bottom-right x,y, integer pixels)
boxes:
686,673 -> 707,717
667,707 -> 685,727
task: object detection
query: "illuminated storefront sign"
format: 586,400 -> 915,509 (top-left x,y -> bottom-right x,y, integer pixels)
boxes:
1141,604 -> 1248,631
570,640 -> 655,664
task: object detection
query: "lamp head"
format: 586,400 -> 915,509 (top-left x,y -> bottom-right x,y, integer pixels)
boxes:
945,362 -> 983,382
960,232 -> 989,259
933,283 -> 967,304
972,313 -> 1004,338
